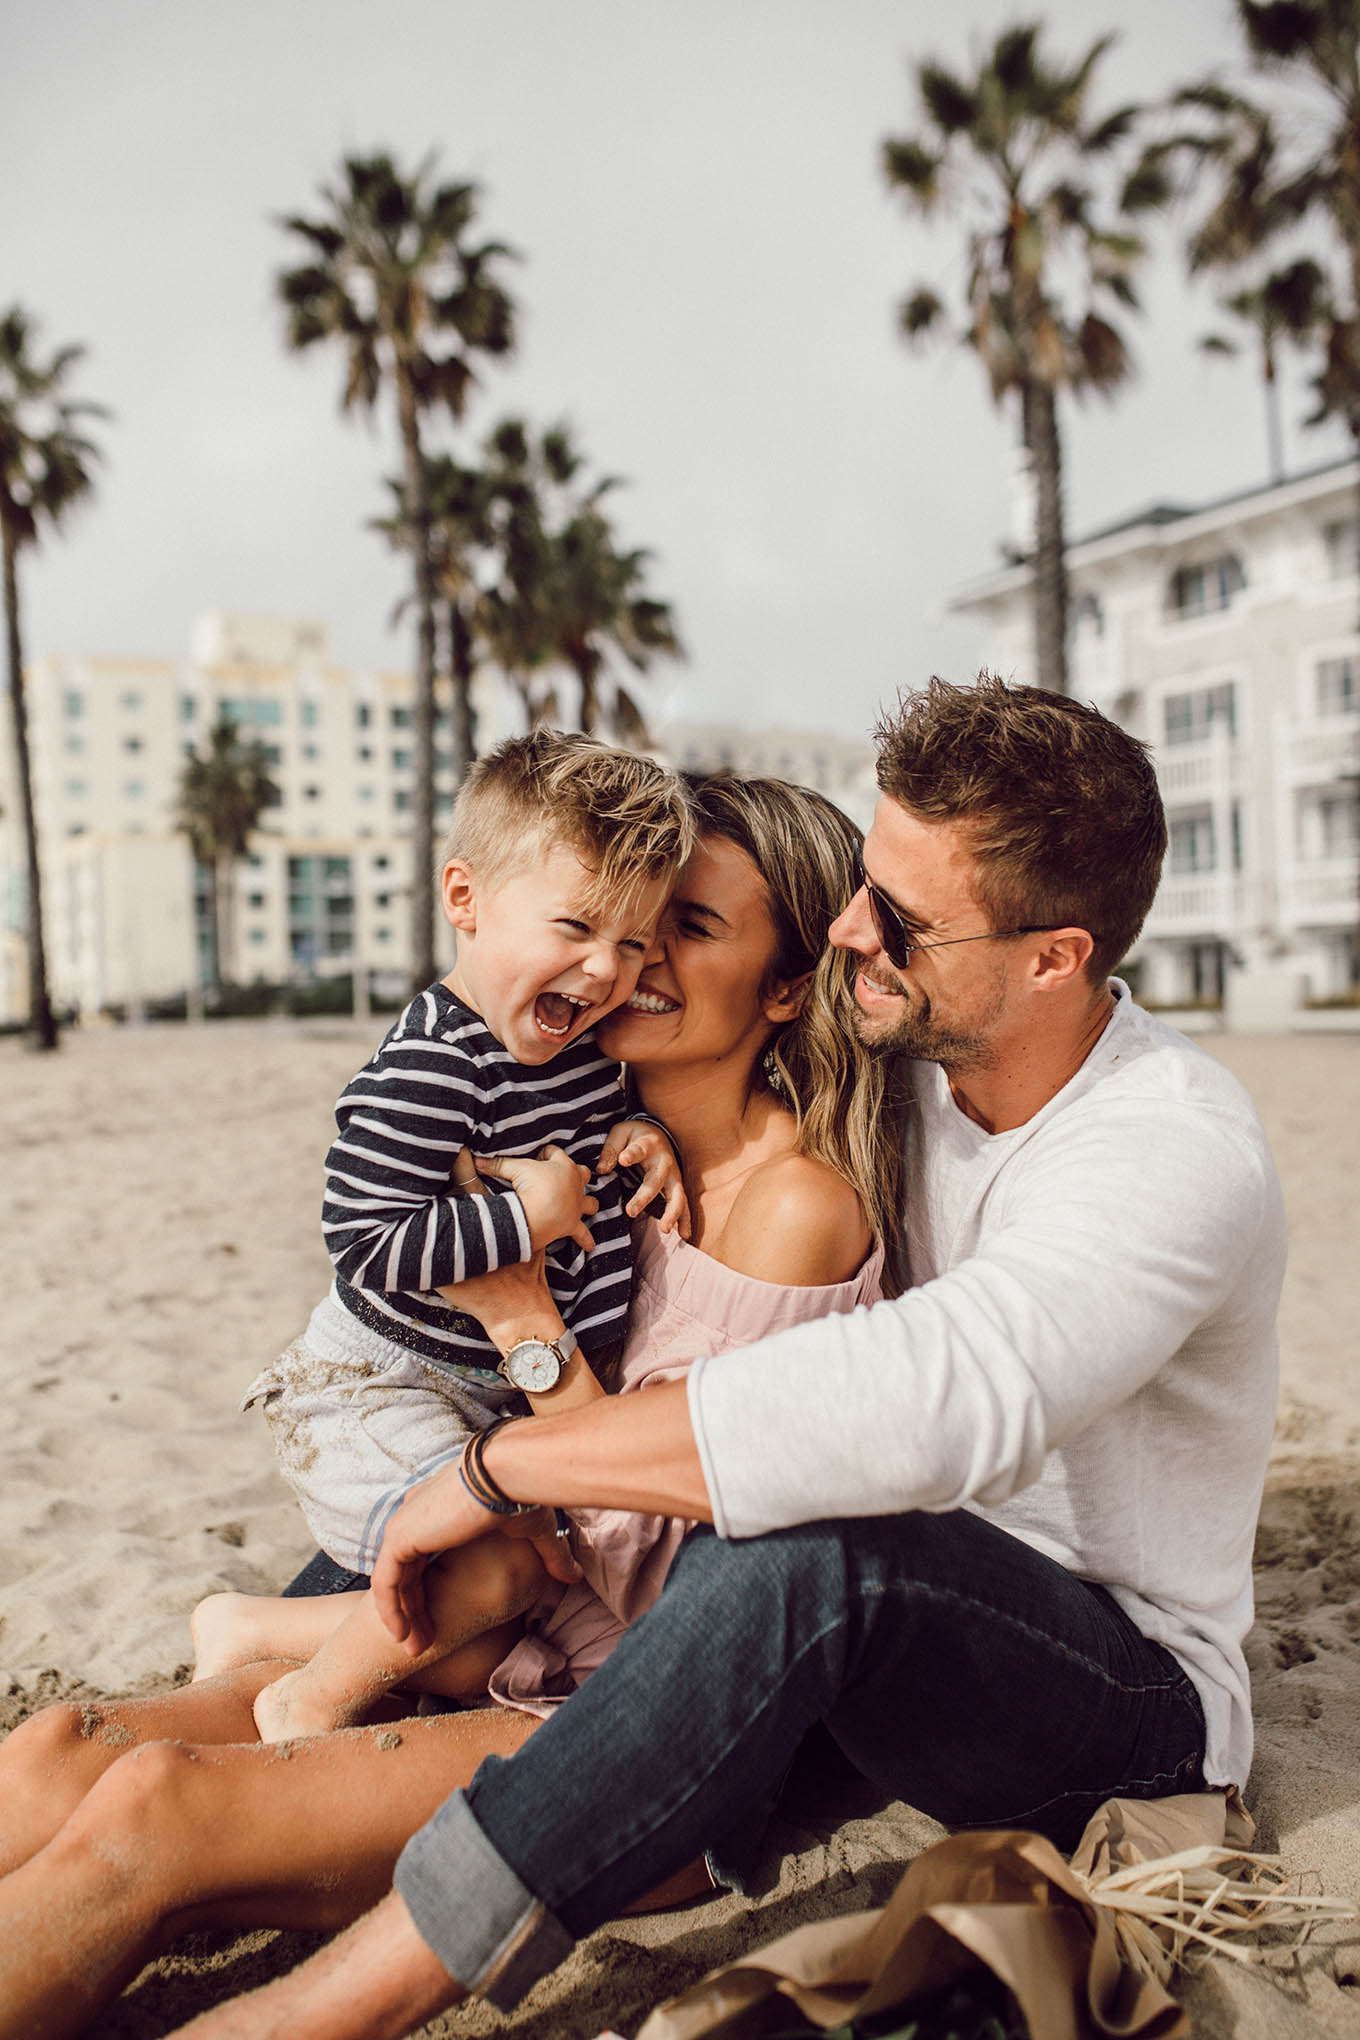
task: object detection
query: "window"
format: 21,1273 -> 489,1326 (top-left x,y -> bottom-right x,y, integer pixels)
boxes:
325,929 -> 352,956
357,744 -> 373,762
392,748 -> 411,770
122,734 -> 144,753
248,928 -> 267,945
122,780 -> 145,799
1317,656 -> 1359,716
64,735 -> 84,756
376,926 -> 392,943
1168,807 -> 1216,875
302,742 -> 319,761
303,785 -> 321,801
1231,802 -> 1244,873
394,788 -> 412,812
356,703 -> 372,729
1163,681 -> 1236,747
221,696 -> 282,727
247,853 -> 264,868
63,690 -> 83,718
65,778 -> 88,798
1326,518 -> 1360,579
374,891 -> 390,909
120,689 -> 143,711
1316,791 -> 1359,859
373,854 -> 389,871
391,706 -> 412,728
301,700 -> 320,727
1073,591 -> 1104,636
247,891 -> 266,910
289,892 -> 314,917
1166,555 -> 1245,619
180,696 -> 196,722
262,784 -> 283,807
258,744 -> 283,767
358,785 -> 375,802
323,857 -> 349,881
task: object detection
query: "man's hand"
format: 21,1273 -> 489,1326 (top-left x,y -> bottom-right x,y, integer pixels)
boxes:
476,1146 -> 597,1254
598,1118 -> 690,1237
371,1458 -> 578,1655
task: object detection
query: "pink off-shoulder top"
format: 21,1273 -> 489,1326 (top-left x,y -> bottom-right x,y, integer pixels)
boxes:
487,1213 -> 884,1716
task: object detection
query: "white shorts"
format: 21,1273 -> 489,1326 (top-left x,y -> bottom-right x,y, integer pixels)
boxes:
243,1288 -> 521,1572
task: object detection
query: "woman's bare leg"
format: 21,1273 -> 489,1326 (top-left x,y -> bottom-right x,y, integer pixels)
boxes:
191,1590 -> 361,1680
252,1534 -> 548,1742
0,1704 -> 537,2040
0,1663 -> 285,1877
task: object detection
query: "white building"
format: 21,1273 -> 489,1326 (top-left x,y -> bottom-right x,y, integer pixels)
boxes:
659,721 -> 878,831
950,457 -> 1360,1012
0,615 -> 509,1024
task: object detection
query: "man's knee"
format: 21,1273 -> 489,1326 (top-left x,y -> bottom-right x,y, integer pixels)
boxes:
57,1739 -> 202,1870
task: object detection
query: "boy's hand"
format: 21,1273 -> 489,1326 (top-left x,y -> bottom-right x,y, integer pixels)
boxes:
598,1119 -> 690,1238
474,1146 -> 597,1254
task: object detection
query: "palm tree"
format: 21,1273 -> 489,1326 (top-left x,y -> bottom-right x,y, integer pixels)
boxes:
883,24 -> 1155,694
0,306 -> 106,1050
479,420 -> 682,737
175,718 -> 279,993
1199,258 -> 1332,481
277,151 -> 516,991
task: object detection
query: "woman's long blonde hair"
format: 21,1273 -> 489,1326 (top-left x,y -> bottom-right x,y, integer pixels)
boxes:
686,772 -> 906,1293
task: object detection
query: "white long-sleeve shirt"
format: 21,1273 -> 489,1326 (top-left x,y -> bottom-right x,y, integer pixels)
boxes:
688,989 -> 1284,1786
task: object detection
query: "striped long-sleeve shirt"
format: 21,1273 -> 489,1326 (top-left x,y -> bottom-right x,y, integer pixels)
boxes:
323,982 -> 633,1371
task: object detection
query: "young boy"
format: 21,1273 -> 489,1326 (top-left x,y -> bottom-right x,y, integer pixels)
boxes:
195,730 -> 694,1739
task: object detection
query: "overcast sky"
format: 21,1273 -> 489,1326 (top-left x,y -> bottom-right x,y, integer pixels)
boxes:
4,0 -> 1348,738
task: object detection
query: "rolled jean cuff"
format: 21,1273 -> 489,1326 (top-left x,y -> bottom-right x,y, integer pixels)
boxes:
394,1789 -> 575,2010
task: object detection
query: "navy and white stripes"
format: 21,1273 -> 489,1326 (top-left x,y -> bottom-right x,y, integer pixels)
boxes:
324,983 -> 632,1369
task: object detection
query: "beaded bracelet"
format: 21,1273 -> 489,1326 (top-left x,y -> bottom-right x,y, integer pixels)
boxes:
459,1416 -> 532,1516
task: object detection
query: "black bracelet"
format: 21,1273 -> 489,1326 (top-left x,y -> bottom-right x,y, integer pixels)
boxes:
458,1417 -> 532,1517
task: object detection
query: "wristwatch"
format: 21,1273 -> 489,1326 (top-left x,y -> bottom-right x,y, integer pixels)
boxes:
497,1326 -> 579,1394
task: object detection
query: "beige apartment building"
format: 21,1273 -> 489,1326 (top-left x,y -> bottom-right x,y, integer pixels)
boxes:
0,614 -> 511,1025
951,456 -> 1360,1015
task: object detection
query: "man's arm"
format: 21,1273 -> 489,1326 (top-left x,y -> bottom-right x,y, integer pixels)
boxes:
171,1892 -> 459,2040
372,1386 -> 708,1651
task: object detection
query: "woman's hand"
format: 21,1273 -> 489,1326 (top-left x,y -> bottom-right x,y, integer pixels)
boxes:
372,1459 -> 580,1655
474,1146 -> 598,1254
598,1118 -> 690,1238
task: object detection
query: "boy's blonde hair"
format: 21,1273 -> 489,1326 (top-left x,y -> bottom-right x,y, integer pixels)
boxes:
443,729 -> 695,919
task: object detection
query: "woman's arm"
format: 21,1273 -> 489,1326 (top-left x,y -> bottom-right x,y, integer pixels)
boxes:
711,1153 -> 873,1287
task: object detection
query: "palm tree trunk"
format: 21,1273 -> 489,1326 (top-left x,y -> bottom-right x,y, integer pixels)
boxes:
448,598 -> 476,786
396,365 -> 438,992
2,517 -> 58,1049
1024,380 -> 1070,696
203,857 -> 222,994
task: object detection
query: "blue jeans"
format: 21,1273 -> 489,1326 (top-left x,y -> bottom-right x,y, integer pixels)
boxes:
395,1509 -> 1208,2008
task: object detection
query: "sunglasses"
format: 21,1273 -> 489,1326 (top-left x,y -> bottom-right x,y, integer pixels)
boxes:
850,850 -> 1066,972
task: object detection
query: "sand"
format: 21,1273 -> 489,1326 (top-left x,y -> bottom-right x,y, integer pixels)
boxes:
1,1016 -> 1358,2037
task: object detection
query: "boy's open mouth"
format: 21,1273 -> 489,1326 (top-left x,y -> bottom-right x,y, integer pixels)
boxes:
534,991 -> 592,1038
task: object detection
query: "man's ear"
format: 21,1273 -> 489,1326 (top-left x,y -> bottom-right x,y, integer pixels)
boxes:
762,970 -> 813,1025
1030,928 -> 1095,988
441,859 -> 478,935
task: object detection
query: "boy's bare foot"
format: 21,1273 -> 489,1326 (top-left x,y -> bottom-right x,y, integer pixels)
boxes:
253,1667 -> 362,1743
191,1592 -> 271,1681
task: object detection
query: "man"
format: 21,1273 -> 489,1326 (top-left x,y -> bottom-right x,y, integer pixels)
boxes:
184,677 -> 1284,2039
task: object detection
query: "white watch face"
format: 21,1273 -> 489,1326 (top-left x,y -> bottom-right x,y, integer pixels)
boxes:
504,1340 -> 562,1393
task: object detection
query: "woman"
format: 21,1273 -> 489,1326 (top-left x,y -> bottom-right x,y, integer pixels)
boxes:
0,774 -> 904,2038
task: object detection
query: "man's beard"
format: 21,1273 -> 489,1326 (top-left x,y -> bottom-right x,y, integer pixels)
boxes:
848,971 -> 1001,1069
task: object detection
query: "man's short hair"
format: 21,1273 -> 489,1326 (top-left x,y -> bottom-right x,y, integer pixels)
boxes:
874,675 -> 1167,981
443,729 -> 695,917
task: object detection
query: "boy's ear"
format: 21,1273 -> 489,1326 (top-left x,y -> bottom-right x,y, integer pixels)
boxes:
762,970 -> 812,1025
442,859 -> 478,935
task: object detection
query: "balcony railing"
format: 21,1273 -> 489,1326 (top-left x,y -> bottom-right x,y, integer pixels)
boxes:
1281,863 -> 1358,926
1155,743 -> 1245,799
1144,874 -> 1256,933
1287,720 -> 1359,782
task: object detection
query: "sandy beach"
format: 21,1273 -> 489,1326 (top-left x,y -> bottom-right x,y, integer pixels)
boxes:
1,1016 -> 1358,2037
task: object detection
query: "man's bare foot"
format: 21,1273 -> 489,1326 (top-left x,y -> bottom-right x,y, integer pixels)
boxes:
252,1666 -> 363,1743
191,1592 -> 272,1681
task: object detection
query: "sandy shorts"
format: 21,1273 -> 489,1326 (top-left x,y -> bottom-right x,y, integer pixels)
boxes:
243,1287 -> 521,1573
